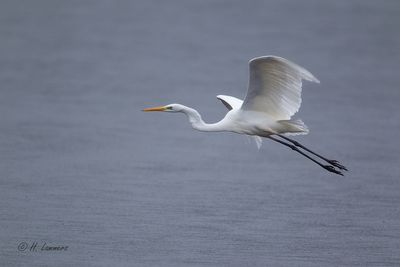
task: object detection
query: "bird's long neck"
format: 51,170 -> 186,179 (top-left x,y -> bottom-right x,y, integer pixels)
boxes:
181,106 -> 224,132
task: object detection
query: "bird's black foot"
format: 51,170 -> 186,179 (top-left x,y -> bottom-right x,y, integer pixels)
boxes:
323,165 -> 344,176
328,160 -> 348,171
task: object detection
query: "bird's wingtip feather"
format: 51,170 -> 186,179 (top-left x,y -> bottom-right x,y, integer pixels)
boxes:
309,75 -> 320,84
249,55 -> 321,83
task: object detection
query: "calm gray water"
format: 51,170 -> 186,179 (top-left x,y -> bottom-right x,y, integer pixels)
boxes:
1,1 -> 400,266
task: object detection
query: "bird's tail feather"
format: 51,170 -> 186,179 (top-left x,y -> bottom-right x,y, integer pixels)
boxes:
278,119 -> 309,135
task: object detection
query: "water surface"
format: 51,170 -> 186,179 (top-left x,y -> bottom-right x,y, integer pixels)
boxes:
1,1 -> 399,266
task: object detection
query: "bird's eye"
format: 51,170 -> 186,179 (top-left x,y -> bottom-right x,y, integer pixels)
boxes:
166,106 -> 173,110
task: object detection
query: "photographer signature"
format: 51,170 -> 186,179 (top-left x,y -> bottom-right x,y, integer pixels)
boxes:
18,241 -> 68,252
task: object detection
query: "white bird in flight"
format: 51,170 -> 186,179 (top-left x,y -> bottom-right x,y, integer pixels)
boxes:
143,56 -> 347,175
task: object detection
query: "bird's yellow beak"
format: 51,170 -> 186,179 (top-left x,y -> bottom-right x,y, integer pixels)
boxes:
142,106 -> 167,112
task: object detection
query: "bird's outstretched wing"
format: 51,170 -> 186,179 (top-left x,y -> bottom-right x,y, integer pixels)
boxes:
216,95 -> 243,110
241,56 -> 320,120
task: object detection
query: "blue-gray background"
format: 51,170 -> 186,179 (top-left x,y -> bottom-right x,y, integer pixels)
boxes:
1,0 -> 399,266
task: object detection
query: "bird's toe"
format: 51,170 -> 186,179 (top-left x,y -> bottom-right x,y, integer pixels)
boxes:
323,165 -> 344,176
328,160 -> 348,171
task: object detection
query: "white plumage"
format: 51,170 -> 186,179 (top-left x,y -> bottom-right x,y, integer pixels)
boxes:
243,56 -> 319,120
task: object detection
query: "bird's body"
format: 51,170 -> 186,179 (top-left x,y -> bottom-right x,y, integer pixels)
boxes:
143,56 -> 348,175
180,105 -> 304,136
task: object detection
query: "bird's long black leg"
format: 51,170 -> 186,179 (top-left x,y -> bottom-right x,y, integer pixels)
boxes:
276,134 -> 348,171
268,136 -> 344,176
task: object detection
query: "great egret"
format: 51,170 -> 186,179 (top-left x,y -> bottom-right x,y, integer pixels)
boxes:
143,56 -> 347,175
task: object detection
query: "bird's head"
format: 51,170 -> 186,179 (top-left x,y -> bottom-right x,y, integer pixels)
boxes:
142,103 -> 185,113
